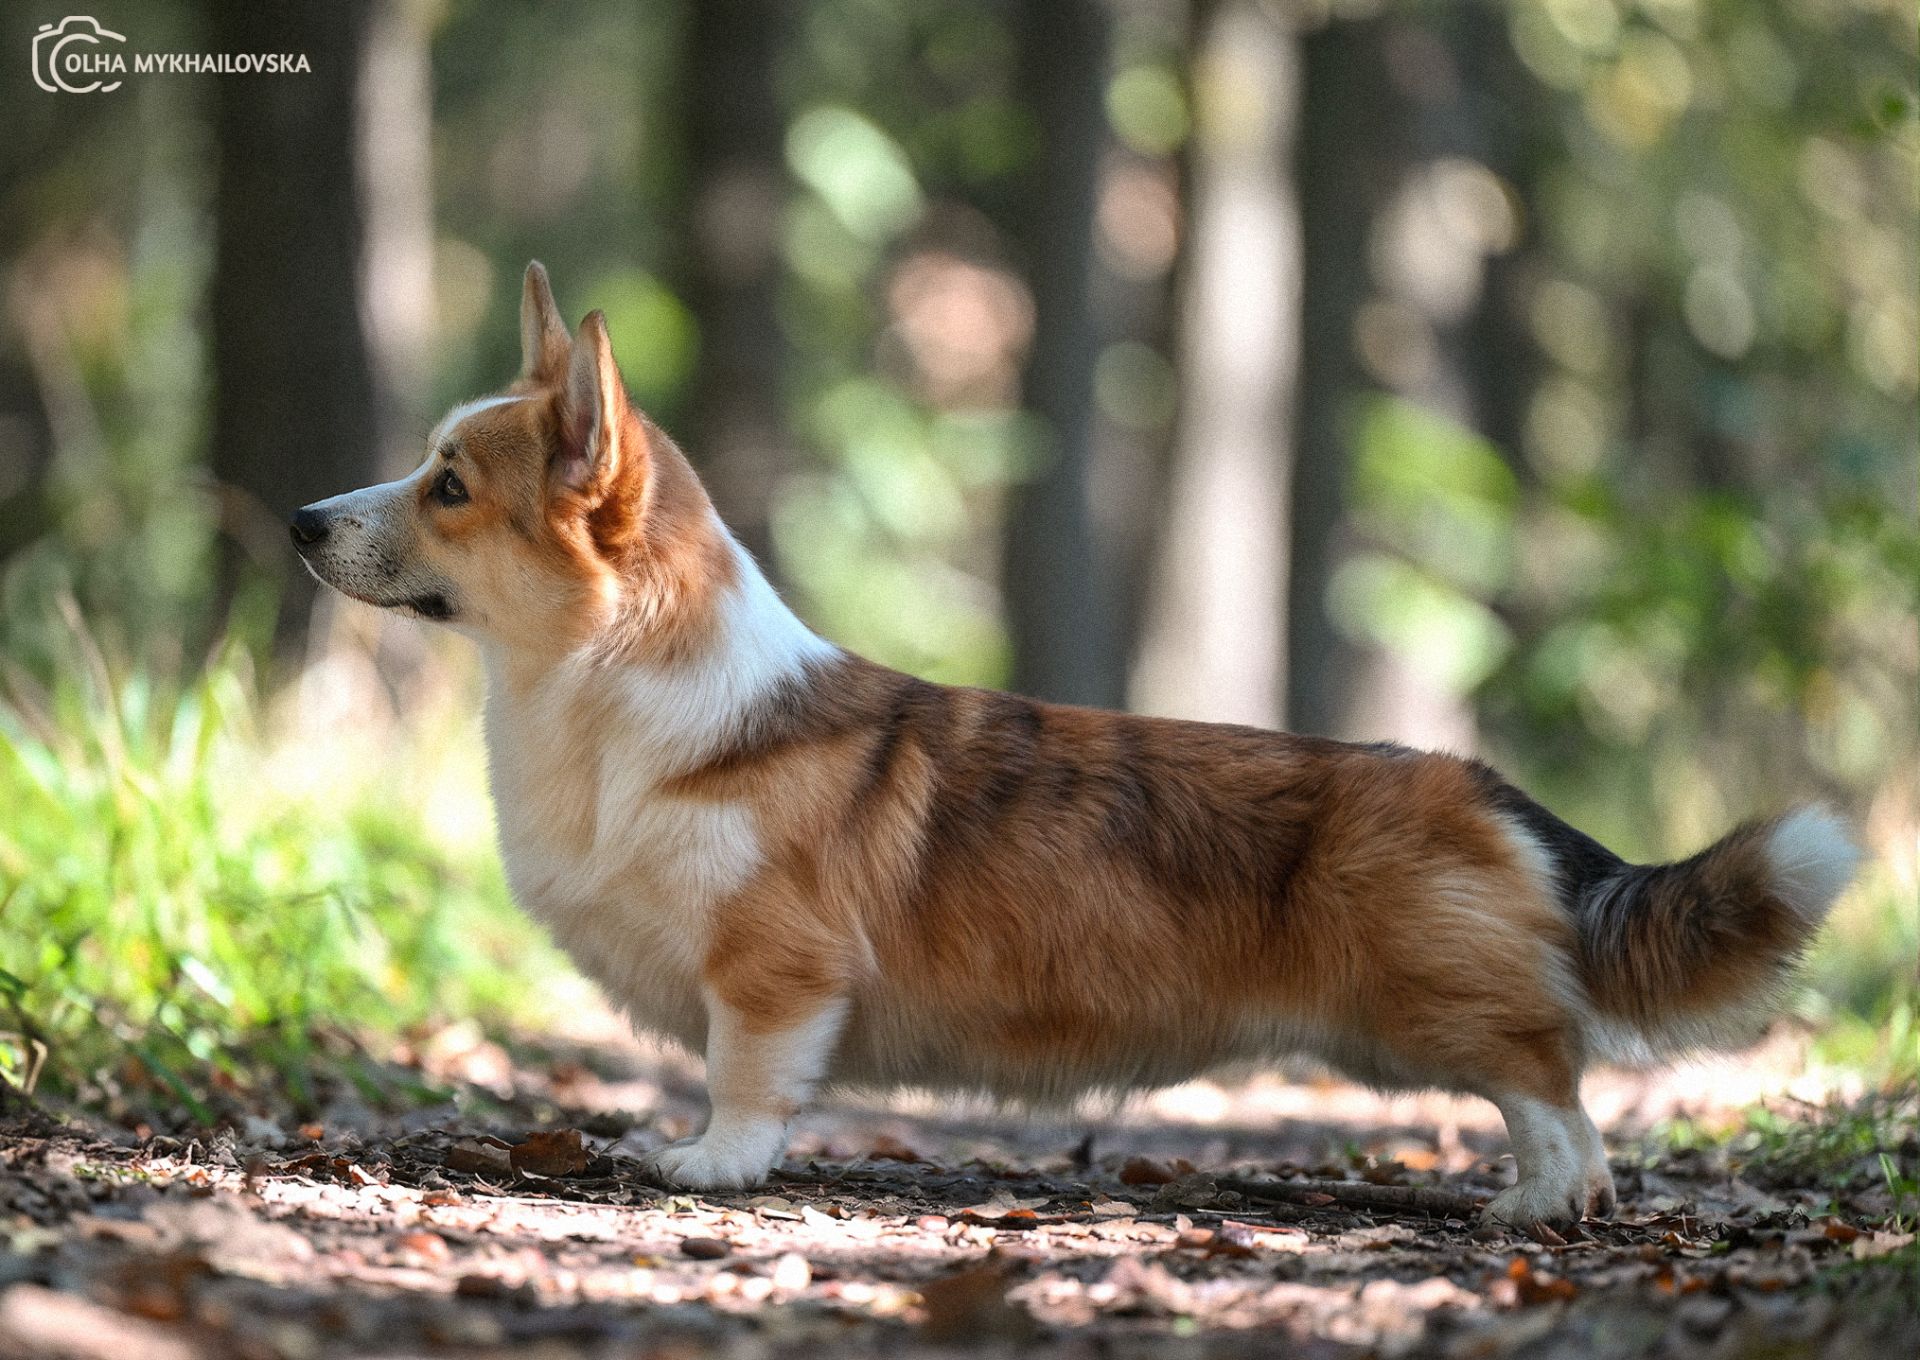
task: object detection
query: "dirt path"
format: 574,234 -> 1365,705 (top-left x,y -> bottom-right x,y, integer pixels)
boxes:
1,1033 -> 1914,1359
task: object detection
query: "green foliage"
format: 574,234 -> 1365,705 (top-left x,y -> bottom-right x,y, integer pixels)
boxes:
0,0 -> 1910,1123
1709,1087 -> 1918,1194
0,610 -> 567,1123
1481,0 -> 1918,853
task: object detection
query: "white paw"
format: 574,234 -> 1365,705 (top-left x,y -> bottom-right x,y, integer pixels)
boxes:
1483,1162 -> 1615,1228
642,1119 -> 785,1191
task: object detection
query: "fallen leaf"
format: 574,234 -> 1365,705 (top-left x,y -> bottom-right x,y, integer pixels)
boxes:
918,1258 -> 1033,1343
394,1231 -> 451,1265
747,1194 -> 801,1219
1525,1220 -> 1569,1248
1149,1172 -> 1226,1210
509,1129 -> 590,1178
115,1251 -> 211,1323
957,1191 -> 1048,1224
1507,1256 -> 1578,1305
868,1134 -> 927,1163
445,1140 -> 514,1178
453,1274 -> 511,1298
1852,1230 -> 1917,1261
961,1205 -> 1041,1228
1119,1156 -> 1176,1186
1207,1222 -> 1261,1259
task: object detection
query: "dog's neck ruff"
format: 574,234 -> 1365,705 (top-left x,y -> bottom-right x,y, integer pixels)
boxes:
483,525 -> 837,778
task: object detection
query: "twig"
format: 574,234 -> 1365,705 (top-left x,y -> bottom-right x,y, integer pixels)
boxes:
775,1163 -> 1484,1222
1217,1175 -> 1485,1221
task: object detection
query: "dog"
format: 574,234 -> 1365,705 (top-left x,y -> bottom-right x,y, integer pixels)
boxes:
290,262 -> 1859,1226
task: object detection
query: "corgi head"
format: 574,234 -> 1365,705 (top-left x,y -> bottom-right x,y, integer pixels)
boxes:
291,262 -> 733,658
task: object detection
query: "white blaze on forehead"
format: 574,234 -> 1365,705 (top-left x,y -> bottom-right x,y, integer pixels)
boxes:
431,394 -> 527,449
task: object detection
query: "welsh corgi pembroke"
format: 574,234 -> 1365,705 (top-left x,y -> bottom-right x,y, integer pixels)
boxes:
291,262 -> 1859,1227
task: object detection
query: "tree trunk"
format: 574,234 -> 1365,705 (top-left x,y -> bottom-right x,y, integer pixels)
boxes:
677,0 -> 791,575
1287,14 -> 1408,739
358,0 -> 436,481
207,0 -> 381,639
1004,0 -> 1121,707
1132,0 -> 1298,728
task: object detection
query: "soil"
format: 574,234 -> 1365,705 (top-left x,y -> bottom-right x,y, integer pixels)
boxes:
1,1028 -> 1914,1359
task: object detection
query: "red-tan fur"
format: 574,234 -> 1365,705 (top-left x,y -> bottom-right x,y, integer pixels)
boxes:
291,263 -> 1859,1227
673,673 -> 1582,1107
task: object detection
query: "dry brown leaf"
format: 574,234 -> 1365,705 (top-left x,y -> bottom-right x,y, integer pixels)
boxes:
868,1134 -> 927,1163
394,1230 -> 451,1265
1525,1220 -> 1569,1248
508,1129 -> 590,1178
961,1205 -> 1041,1228
1119,1156 -> 1177,1186
1507,1256 -> 1578,1305
918,1258 -> 1034,1343
1852,1230 -> 1917,1260
444,1139 -> 514,1178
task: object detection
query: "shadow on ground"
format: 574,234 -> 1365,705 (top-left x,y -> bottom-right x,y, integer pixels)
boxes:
1,1029 -> 1915,1359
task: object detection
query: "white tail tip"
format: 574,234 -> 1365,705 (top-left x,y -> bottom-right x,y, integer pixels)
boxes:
1766,805 -> 1861,923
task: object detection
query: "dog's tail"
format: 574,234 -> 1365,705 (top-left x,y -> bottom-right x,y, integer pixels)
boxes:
1483,777 -> 1860,1064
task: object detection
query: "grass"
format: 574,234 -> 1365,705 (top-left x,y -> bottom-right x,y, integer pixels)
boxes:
0,605 -> 578,1126
1,597 -> 1914,1151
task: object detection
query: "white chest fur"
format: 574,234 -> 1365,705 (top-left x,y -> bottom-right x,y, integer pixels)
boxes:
477,537 -> 838,1049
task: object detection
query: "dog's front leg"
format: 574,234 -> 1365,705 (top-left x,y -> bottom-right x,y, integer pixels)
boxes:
645,988 -> 847,1192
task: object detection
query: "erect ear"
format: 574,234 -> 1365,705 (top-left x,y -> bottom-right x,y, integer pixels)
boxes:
519,261 -> 570,383
555,310 -> 630,499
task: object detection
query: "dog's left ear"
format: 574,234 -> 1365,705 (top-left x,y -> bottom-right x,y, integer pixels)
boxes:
555,310 -> 630,500
519,261 -> 570,383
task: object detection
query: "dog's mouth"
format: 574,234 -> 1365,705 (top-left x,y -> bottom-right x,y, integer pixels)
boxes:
401,593 -> 454,621
298,559 -> 456,621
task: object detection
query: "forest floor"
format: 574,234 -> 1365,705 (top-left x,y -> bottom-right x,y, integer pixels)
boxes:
1,1021 -> 1915,1360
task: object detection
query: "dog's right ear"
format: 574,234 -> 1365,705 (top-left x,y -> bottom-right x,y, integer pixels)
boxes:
519,261 -> 570,384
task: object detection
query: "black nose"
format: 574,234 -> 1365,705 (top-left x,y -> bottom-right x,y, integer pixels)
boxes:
289,508 -> 329,547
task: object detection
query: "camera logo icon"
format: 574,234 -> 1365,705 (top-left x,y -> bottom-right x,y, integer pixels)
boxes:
32,15 -> 127,94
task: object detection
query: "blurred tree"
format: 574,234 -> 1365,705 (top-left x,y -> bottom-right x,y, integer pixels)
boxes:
676,0 -> 793,574
1004,0 -> 1123,707
1296,4 -> 1539,752
207,0 -> 382,636
1287,10 -> 1410,740
1133,0 -> 1294,729
359,0 -> 436,481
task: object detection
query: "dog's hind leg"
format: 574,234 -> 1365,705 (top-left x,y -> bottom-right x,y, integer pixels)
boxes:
1361,943 -> 1615,1227
1483,1086 -> 1615,1228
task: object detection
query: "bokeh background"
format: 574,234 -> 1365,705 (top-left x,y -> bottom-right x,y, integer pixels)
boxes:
0,0 -> 1913,1123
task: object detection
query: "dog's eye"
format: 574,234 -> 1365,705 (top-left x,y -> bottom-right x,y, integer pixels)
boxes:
434,469 -> 468,506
